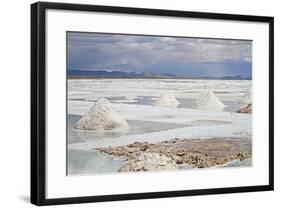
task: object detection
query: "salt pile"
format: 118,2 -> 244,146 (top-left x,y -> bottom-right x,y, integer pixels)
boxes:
153,93 -> 180,108
74,98 -> 129,131
196,90 -> 225,111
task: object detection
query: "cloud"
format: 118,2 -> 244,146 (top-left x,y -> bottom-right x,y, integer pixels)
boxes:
67,32 -> 252,76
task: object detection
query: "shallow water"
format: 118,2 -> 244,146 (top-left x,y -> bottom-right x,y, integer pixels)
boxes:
68,114 -> 188,174
67,114 -> 126,174
68,149 -> 125,175
67,79 -> 251,175
68,114 -> 187,144
69,95 -> 239,112
67,148 -> 252,175
222,158 -> 252,167
110,96 -> 239,112
67,114 -> 240,175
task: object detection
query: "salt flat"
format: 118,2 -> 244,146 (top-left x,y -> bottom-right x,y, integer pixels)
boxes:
68,79 -> 251,150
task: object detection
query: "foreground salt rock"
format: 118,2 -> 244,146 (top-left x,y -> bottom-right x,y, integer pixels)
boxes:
196,90 -> 225,111
153,92 -> 180,108
237,103 -> 252,114
237,94 -> 252,113
97,138 -> 251,170
74,98 -> 129,131
119,153 -> 177,172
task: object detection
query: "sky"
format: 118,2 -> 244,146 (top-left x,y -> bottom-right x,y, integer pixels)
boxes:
67,32 -> 252,77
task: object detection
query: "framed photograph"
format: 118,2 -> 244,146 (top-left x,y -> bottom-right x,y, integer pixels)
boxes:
31,2 -> 274,206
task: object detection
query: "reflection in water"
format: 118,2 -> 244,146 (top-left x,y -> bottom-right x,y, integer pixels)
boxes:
67,149 -> 125,175
67,114 -> 187,175
67,98 -> 241,175
68,115 -> 186,144
69,95 -> 240,112
73,129 -> 128,143
222,158 -> 252,167
141,96 -> 239,112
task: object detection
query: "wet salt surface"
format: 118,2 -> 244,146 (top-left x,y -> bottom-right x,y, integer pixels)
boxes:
68,145 -> 252,175
222,158 -> 252,167
68,114 -> 187,144
67,149 -> 125,175
67,115 -> 126,174
67,114 -> 238,175
69,95 -> 239,112
68,114 -> 188,175
67,79 -> 252,175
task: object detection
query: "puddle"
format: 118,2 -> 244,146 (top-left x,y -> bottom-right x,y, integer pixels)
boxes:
191,119 -> 231,125
67,149 -> 125,175
68,114 -> 187,144
68,95 -> 240,113
222,158 -> 252,167
67,114 -> 187,175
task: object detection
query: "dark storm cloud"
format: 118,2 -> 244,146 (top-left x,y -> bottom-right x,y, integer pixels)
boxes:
67,32 -> 252,76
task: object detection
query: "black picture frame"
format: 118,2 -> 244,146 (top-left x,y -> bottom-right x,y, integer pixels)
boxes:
31,1 -> 274,206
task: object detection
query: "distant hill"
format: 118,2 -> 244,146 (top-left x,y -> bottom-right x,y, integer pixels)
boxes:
217,75 -> 252,80
68,70 -> 178,79
68,69 -> 252,80
68,70 -> 141,78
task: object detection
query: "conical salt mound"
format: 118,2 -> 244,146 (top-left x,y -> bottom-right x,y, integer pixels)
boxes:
196,90 -> 225,111
74,98 -> 129,131
153,92 -> 180,108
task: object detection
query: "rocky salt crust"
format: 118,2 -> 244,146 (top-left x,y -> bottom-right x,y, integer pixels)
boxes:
97,138 -> 251,172
74,98 -> 129,131
119,153 -> 177,172
237,94 -> 252,113
153,93 -> 180,108
196,90 -> 225,111
237,103 -> 252,114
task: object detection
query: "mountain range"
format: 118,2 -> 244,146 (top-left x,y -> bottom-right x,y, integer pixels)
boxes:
68,69 -> 252,80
